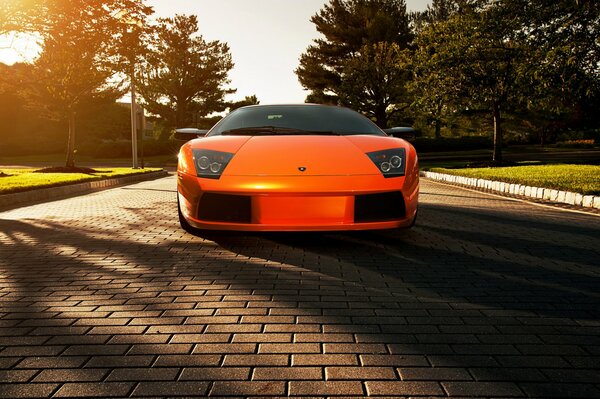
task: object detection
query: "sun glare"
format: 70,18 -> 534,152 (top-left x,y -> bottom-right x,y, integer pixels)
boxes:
0,32 -> 41,65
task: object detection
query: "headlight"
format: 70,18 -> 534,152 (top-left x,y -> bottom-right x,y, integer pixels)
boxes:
366,148 -> 406,178
192,149 -> 234,179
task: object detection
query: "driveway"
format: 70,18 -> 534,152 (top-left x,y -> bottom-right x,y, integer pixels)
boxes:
0,177 -> 598,397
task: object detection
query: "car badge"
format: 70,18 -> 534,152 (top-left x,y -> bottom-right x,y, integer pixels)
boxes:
298,167 -> 307,172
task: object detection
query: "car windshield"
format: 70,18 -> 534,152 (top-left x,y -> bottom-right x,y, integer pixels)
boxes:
208,105 -> 385,136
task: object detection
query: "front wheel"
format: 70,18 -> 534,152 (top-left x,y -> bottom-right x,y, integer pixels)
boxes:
406,209 -> 419,229
177,195 -> 198,235
408,208 -> 418,228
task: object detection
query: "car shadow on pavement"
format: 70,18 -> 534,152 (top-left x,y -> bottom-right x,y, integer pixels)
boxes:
1,197 -> 599,397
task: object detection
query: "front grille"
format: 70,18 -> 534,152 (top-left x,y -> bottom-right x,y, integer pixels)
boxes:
354,191 -> 405,223
198,193 -> 251,223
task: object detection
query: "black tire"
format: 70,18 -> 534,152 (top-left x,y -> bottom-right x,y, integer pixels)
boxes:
177,195 -> 198,235
408,208 -> 418,228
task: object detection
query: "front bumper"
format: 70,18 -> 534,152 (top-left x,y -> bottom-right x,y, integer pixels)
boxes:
177,173 -> 419,231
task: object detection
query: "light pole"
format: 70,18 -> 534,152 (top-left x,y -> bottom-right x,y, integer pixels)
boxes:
130,63 -> 138,169
117,10 -> 143,169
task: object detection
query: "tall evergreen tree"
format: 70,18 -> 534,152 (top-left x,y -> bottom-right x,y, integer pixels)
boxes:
296,0 -> 412,127
137,15 -> 235,131
411,0 -> 459,33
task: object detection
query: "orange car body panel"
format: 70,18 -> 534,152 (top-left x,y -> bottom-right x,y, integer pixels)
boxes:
177,134 -> 419,231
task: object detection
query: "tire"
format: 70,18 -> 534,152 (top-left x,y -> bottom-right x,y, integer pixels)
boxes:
177,195 -> 198,235
408,208 -> 418,228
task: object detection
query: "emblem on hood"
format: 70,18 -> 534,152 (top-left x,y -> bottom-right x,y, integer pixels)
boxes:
298,167 -> 307,172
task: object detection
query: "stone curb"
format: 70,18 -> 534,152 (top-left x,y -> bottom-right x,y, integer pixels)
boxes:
420,170 -> 600,210
0,170 -> 169,212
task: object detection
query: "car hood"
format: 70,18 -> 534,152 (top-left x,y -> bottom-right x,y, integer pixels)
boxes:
220,135 -> 404,177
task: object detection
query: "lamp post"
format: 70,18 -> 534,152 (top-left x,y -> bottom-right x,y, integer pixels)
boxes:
130,63 -> 138,169
117,10 -> 143,169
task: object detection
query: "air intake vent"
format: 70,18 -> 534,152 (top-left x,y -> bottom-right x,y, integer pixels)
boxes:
198,193 -> 251,223
354,192 -> 405,223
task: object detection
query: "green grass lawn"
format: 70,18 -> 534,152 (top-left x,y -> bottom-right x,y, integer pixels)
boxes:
0,168 -> 164,195
429,164 -> 600,195
0,154 -> 178,166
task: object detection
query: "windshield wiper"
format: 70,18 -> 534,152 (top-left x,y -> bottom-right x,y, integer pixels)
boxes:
220,126 -> 347,136
305,130 -> 343,136
221,126 -> 309,135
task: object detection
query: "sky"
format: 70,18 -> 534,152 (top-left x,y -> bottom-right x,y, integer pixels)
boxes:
0,0 -> 432,104
147,0 -> 432,104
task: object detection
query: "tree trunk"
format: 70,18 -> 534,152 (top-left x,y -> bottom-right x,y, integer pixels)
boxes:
65,110 -> 76,168
492,101 -> 503,163
540,129 -> 545,147
374,105 -> 388,129
434,102 -> 443,139
434,118 -> 442,139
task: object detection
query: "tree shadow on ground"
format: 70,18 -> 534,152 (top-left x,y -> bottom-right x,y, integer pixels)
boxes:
1,192 -> 599,396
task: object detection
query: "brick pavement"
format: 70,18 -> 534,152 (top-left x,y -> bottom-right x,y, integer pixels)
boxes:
0,177 -> 598,398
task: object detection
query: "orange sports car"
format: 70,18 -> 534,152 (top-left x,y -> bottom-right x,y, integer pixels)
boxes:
177,104 -> 419,232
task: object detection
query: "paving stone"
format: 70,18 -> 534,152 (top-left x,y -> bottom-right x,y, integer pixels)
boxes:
0,370 -> 38,383
127,343 -> 192,355
365,381 -> 444,396
259,343 -> 320,353
16,356 -> 89,369
54,382 -> 134,397
540,368 -> 600,384
289,381 -> 364,396
399,367 -> 472,381
519,382 -> 600,398
84,355 -> 154,368
106,367 -> 180,381
131,381 -> 209,397
252,367 -> 322,380
192,343 -> 256,354
292,354 -> 358,366
180,367 -> 251,381
0,383 -> 58,398
324,343 -> 388,354
360,354 -> 430,367
223,354 -> 289,366
326,366 -> 397,380
153,355 -> 221,367
442,381 -> 523,396
210,381 -> 286,396
33,368 -> 109,382
469,367 -> 547,382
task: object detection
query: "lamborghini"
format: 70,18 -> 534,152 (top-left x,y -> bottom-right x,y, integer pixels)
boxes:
176,104 -> 418,232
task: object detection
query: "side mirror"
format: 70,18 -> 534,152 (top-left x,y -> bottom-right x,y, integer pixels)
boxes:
174,128 -> 209,141
384,127 -> 416,140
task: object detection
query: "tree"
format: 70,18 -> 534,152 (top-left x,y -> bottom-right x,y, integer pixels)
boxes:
0,0 -> 152,167
229,95 -> 260,112
409,0 -> 460,138
410,0 -> 459,33
518,0 -> 600,129
340,42 -> 412,127
0,0 -> 151,36
296,0 -> 413,127
18,36 -> 122,167
138,15 -> 235,131
412,1 -> 532,161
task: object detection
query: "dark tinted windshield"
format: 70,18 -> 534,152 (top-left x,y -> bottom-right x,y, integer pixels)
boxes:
208,105 -> 384,136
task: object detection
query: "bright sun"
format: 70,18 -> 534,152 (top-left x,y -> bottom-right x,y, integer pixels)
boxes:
0,32 -> 41,65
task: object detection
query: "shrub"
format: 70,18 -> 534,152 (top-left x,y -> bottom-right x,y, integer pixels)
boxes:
556,139 -> 596,148
78,139 -> 180,158
412,136 -> 492,153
